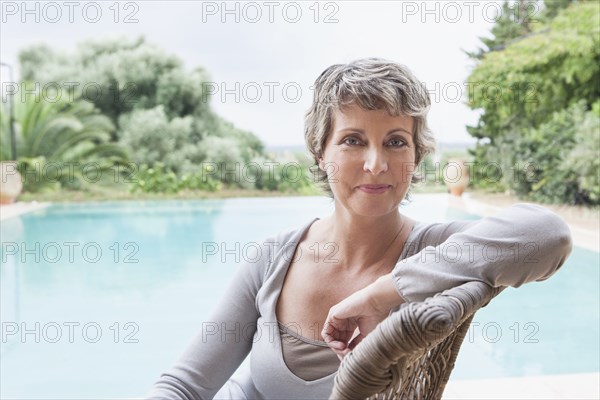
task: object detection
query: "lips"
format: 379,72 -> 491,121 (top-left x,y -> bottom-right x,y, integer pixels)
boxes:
358,184 -> 392,189
357,184 -> 392,194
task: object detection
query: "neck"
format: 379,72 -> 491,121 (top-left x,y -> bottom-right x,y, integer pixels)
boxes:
317,209 -> 411,274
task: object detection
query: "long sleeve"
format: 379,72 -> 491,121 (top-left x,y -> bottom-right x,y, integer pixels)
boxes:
392,203 -> 573,303
146,239 -> 273,400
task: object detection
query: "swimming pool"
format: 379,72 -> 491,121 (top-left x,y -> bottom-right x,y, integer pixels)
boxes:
1,195 -> 598,398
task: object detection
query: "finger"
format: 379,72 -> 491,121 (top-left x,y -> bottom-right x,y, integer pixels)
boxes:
325,312 -> 355,332
322,326 -> 345,349
328,340 -> 346,350
332,346 -> 351,361
335,347 -> 352,361
321,323 -> 337,343
322,321 -> 355,345
348,333 -> 365,350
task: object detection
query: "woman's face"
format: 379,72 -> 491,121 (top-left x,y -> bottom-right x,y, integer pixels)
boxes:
319,103 -> 416,218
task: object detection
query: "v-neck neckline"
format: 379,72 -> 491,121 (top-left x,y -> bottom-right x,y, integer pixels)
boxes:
269,216 -> 423,384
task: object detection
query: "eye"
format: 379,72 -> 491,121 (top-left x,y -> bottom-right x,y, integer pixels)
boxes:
342,137 -> 361,146
388,138 -> 407,147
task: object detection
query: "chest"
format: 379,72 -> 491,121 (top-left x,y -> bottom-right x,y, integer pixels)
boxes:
275,255 -> 378,341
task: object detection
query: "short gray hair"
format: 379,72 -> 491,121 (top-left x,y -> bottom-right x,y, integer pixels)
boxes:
304,58 -> 436,199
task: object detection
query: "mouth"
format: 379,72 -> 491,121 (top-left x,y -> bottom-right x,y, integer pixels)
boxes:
359,184 -> 392,189
357,184 -> 392,194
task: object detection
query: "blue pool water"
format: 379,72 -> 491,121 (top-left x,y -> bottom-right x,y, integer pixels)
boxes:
1,195 -> 598,398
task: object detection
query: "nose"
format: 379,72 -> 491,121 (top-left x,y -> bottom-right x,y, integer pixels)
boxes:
363,146 -> 388,175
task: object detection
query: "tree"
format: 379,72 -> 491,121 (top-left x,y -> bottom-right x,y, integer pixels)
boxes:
18,36 -> 268,189
1,93 -> 128,191
465,1 -> 599,205
466,0 -> 536,60
540,0 -> 579,21
19,37 -> 188,126
118,105 -> 202,175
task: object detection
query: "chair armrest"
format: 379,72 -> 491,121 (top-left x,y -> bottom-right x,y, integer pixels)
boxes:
330,281 -> 504,400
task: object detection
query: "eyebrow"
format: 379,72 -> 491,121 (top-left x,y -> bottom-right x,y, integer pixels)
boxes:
337,128 -> 412,136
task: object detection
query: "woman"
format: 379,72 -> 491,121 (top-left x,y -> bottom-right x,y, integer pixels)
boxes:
147,58 -> 572,399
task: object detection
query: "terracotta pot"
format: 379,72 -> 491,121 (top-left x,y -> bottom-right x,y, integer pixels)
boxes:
443,159 -> 469,197
0,161 -> 23,204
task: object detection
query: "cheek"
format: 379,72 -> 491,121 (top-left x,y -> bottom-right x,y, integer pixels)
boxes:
390,160 -> 416,189
333,148 -> 369,163
334,156 -> 364,179
403,161 -> 417,176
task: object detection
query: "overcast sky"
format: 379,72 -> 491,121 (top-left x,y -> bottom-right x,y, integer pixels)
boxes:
0,1 -> 514,148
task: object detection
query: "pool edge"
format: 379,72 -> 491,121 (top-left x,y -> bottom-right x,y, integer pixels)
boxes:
0,201 -> 51,221
444,372 -> 600,399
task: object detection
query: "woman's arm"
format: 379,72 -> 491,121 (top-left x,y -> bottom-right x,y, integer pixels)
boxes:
146,240 -> 273,400
322,203 -> 573,358
392,203 -> 572,303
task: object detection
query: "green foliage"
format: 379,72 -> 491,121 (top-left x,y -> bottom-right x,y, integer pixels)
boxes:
510,101 -> 583,203
414,154 -> 445,187
195,135 -> 252,190
0,103 -> 15,161
15,156 -> 60,193
118,105 -> 203,174
18,36 -> 268,191
540,0 -> 578,21
466,0 -> 535,60
252,153 -> 317,193
1,94 -> 128,192
466,0 -> 579,60
19,37 -> 189,124
561,101 -> 600,204
126,158 -> 319,195
466,2 -> 599,205
468,2 -> 599,140
129,162 -> 222,193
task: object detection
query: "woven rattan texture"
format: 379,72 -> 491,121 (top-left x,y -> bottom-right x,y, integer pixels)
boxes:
330,281 -> 504,400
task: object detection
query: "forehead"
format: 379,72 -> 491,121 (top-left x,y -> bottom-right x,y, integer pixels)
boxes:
331,103 -> 414,134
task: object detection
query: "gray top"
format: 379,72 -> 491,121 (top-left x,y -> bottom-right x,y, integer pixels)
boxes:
146,204 -> 572,400
278,322 -> 340,381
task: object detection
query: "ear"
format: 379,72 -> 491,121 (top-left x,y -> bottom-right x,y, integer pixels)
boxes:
318,157 -> 325,171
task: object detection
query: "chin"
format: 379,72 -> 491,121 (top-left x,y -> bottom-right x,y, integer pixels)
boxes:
349,201 -> 400,218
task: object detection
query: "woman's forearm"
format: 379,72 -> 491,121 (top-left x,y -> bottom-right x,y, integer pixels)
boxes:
368,273 -> 406,312
391,203 -> 573,303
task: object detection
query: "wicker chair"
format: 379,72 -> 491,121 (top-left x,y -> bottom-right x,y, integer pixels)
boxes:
329,281 -> 505,400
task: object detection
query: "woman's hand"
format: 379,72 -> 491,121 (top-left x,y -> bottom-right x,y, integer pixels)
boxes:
321,273 -> 405,360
